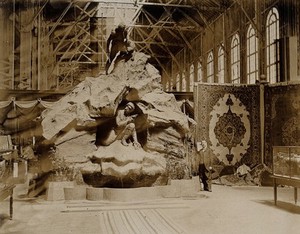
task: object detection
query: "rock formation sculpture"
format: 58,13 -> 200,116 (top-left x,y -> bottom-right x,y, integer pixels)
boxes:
40,51 -> 191,187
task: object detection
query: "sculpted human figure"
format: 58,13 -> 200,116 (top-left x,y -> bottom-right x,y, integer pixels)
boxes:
105,23 -> 134,74
115,102 -> 140,148
102,102 -> 141,148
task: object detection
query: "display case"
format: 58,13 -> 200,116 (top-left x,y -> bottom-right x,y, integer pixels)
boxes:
273,146 -> 300,179
272,146 -> 300,205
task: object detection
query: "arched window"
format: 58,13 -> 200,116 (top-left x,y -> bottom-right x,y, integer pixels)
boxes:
175,74 -> 180,91
172,74 -> 178,91
247,24 -> 258,84
266,7 -> 279,83
231,34 -> 240,84
197,62 -> 203,82
207,51 -> 214,83
189,64 -> 194,91
182,71 -> 186,92
165,81 -> 169,92
218,46 -> 225,83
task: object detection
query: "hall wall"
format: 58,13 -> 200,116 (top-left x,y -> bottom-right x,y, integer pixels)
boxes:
163,0 -> 300,90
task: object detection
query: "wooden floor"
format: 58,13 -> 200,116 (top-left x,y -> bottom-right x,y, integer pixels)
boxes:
63,202 -> 186,234
1,185 -> 300,234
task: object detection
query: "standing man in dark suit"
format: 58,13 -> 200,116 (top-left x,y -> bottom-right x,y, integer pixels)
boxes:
196,140 -> 212,191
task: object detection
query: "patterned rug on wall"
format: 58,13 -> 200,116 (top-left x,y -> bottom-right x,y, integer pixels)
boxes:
195,84 -> 261,166
265,83 -> 300,166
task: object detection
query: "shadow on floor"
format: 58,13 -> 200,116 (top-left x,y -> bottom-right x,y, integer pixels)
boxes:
255,200 -> 300,214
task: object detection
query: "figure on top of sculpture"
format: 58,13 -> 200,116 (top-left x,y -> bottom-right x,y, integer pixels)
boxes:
105,23 -> 134,74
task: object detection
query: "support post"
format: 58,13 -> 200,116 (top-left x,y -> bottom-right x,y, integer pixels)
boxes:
273,178 -> 277,205
9,189 -> 13,220
259,77 -> 266,164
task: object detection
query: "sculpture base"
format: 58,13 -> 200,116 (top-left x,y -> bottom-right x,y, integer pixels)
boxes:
58,177 -> 201,201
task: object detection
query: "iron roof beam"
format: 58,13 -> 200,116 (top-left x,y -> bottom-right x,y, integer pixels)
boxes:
133,40 -> 184,47
131,24 -> 201,32
52,4 -> 95,53
46,1 -> 75,38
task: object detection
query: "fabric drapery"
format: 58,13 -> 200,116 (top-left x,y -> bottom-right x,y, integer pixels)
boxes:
0,98 -> 58,110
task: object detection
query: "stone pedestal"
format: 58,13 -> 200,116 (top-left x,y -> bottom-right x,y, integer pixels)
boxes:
47,178 -> 200,201
86,187 -> 104,201
103,187 -> 161,202
64,186 -> 86,200
46,181 -> 74,201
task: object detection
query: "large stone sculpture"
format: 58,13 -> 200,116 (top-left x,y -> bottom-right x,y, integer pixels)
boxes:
40,51 -> 191,187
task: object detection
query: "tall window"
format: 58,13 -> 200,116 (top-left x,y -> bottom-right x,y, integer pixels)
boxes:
218,46 -> 225,83
176,74 -> 180,91
189,64 -> 194,91
182,72 -> 186,92
231,34 -> 240,84
247,24 -> 259,84
266,7 -> 279,83
207,51 -> 214,83
197,62 -> 203,82
165,81 -> 169,91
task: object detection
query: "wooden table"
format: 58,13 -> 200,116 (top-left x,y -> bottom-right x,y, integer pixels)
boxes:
271,175 -> 300,205
0,184 -> 15,219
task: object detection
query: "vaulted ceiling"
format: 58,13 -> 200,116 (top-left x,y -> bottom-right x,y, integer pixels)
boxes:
129,0 -> 233,69
0,0 -> 234,90
42,0 -> 234,71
